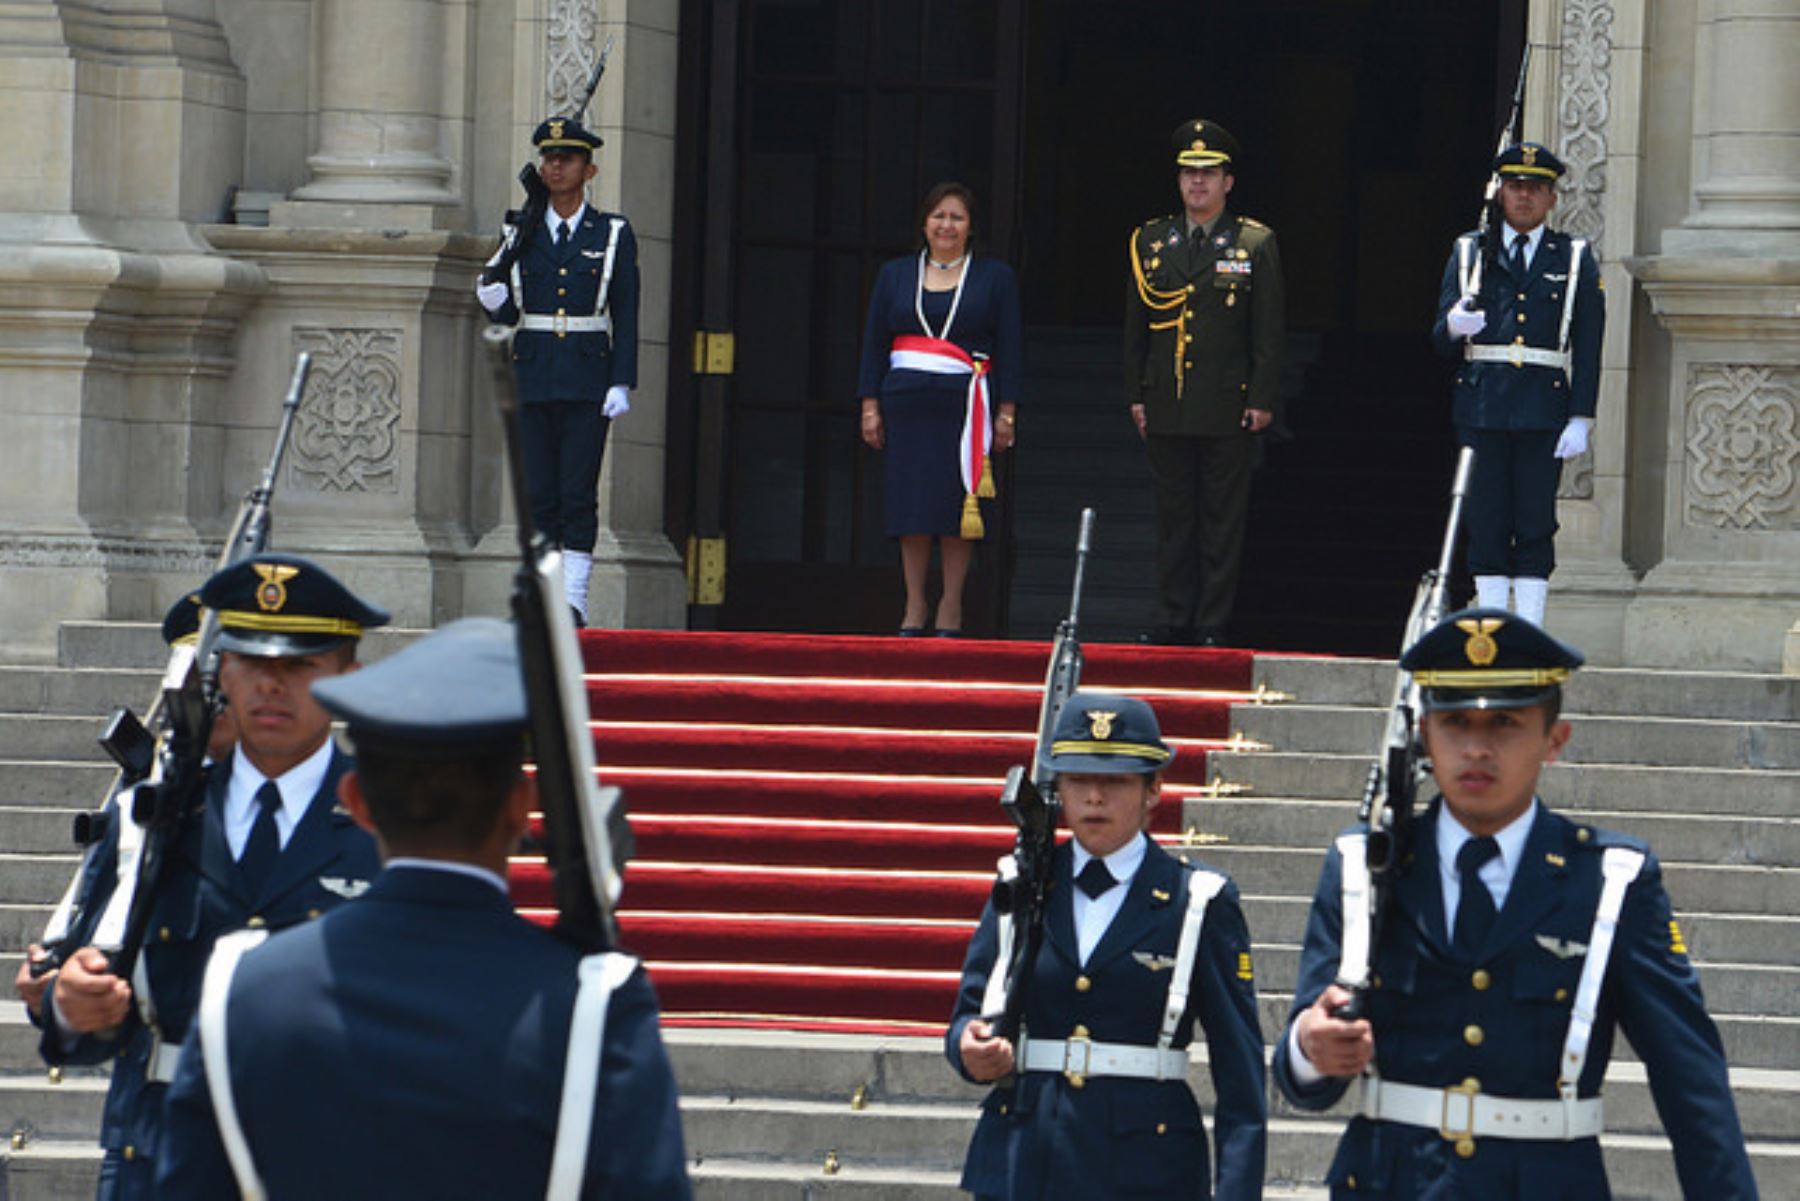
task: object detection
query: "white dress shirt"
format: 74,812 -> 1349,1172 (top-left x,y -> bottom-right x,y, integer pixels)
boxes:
223,738 -> 336,859
1506,224 -> 1544,272
545,201 -> 589,245
1070,833 -> 1149,966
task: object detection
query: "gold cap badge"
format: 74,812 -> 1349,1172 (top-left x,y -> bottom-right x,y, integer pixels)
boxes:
548,119 -> 565,141
254,563 -> 300,612
1086,709 -> 1118,740
1522,145 -> 1538,167
1456,617 -> 1504,667
1191,138 -> 1207,154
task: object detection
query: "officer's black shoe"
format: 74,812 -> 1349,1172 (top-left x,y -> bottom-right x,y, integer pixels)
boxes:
1193,626 -> 1225,648
1139,625 -> 1197,646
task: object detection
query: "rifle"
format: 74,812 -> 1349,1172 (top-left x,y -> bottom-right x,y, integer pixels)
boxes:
981,508 -> 1094,1044
481,36 -> 616,289
37,354 -> 312,984
1462,45 -> 1532,304
1333,447 -> 1474,1019
483,324 -> 631,951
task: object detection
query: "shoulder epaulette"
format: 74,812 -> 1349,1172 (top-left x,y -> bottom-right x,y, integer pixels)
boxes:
1237,216 -> 1270,231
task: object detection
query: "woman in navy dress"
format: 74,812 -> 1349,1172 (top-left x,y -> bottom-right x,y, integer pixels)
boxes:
858,182 -> 1024,635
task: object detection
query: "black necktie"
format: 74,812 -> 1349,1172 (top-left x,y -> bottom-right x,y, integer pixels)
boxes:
1509,232 -> 1528,276
1076,857 -> 1117,901
555,220 -> 570,248
239,781 -> 283,898
1453,837 -> 1501,955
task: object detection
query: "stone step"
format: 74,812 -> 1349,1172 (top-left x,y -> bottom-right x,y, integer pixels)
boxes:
0,716 -> 119,763
0,669 -> 160,719
1205,750 -> 1800,818
0,1075 -> 107,1143
0,809 -> 83,857
0,1141 -> 100,1201
664,1030 -> 1800,1142
1185,795 -> 1800,872
56,622 -> 420,672
0,906 -> 55,953
0,763 -> 118,807
1255,656 -> 1800,723
0,857 -> 80,907
1232,703 -> 1800,770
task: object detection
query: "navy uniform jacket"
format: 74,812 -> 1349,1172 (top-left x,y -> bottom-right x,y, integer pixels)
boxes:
156,866 -> 692,1200
1124,209 -> 1285,437
1430,228 -> 1604,431
1274,801 -> 1757,1200
945,836 -> 1266,1200
38,748 -> 377,1201
491,207 -> 640,404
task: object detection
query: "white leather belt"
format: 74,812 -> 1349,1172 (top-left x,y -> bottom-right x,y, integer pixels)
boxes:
1019,1034 -> 1188,1083
145,1034 -> 185,1085
1359,1075 -> 1603,1141
519,313 -> 611,337
1465,343 -> 1568,371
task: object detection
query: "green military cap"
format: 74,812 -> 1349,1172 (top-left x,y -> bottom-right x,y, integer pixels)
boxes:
1172,118 -> 1240,169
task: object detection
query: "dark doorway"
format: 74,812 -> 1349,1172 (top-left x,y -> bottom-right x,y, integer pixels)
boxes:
670,0 -> 1524,652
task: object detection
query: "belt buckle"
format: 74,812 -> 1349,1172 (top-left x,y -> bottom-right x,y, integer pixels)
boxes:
554,312 -> 568,338
1062,1032 -> 1092,1088
1439,1077 -> 1480,1143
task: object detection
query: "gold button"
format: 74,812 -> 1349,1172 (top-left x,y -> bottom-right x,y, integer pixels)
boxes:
1517,313 -> 1527,322
159,927 -> 172,942
1184,334 -> 1193,342
1456,1137 -> 1476,1158
1185,310 -> 1194,319
307,908 -> 322,920
1371,973 -> 1382,989
47,1066 -> 63,1085
1578,828 -> 1592,843
1464,1024 -> 1485,1047
1517,293 -> 1526,300
557,288 -> 567,296
247,915 -> 266,929
559,268 -> 568,276
1075,975 -> 1091,993
556,307 -> 566,316
1068,1073 -> 1086,1089
1471,969 -> 1491,991
1555,987 -> 1569,1002
1185,283 -> 1194,293
1347,1175 -> 1357,1190
1513,335 -> 1525,344
123,1146 -> 136,1161
999,1103 -> 1008,1114
1155,1122 -> 1167,1135
1071,1024 -> 1089,1038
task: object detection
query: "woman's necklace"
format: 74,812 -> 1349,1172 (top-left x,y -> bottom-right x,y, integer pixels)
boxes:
927,252 -> 968,270
915,248 -> 970,340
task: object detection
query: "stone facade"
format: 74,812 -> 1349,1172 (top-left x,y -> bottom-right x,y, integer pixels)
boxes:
0,0 -> 1793,669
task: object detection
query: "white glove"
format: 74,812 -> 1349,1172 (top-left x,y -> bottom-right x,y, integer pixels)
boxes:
1554,416 -> 1592,459
602,386 -> 631,420
1446,299 -> 1486,338
475,279 -> 510,314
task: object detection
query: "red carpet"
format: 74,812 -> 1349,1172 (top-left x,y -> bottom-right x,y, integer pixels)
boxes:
508,631 -> 1259,1033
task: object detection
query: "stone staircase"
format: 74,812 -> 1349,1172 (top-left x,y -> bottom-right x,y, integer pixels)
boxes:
3,628 -> 1797,1199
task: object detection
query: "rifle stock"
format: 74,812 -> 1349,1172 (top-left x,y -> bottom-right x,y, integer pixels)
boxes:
986,508 -> 1094,1043
1334,448 -> 1474,1020
483,324 -> 628,951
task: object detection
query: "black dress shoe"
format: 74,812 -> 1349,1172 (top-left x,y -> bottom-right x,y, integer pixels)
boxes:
1193,626 -> 1224,648
934,629 -> 964,639
1139,625 -> 1197,646
897,626 -> 927,638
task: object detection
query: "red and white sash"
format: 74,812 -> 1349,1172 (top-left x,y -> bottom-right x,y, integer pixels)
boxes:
889,334 -> 995,520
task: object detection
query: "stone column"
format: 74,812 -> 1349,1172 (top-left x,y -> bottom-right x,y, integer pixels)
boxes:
0,0 -> 264,661
272,0 -> 464,230
1627,0 -> 1800,672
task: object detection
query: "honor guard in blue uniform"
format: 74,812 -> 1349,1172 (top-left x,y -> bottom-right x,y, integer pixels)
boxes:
38,555 -> 387,1200
1432,143 -> 1605,626
947,693 -> 1266,1200
156,618 -> 692,1200
14,594 -> 242,1027
477,115 -> 640,627
1275,611 -> 1758,1199
1125,119 -> 1286,648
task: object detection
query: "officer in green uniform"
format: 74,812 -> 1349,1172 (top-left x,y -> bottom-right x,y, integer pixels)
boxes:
1125,119 -> 1285,647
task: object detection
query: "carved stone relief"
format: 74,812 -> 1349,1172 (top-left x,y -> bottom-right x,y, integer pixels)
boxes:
547,0 -> 601,115
1554,0 -> 1612,502
289,328 -> 404,494
1683,364 -> 1800,531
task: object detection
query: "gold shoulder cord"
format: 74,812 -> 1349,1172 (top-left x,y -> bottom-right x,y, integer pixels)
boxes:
1130,227 -> 1193,399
